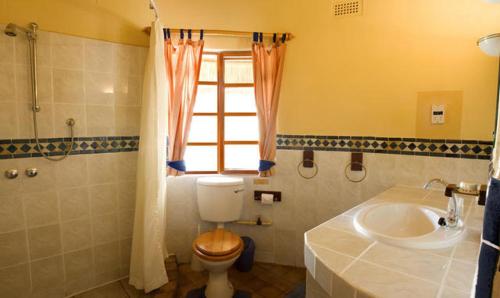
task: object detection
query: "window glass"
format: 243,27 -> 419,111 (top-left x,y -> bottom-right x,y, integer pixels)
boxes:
193,85 -> 217,113
185,146 -> 218,171
225,87 -> 256,113
224,116 -> 259,141
199,54 -> 217,82
224,59 -> 253,83
224,145 -> 259,170
188,116 -> 217,142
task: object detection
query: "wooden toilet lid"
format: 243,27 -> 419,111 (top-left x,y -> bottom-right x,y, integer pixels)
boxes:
193,229 -> 243,258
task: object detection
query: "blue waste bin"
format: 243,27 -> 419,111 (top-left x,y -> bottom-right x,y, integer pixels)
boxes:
235,236 -> 255,272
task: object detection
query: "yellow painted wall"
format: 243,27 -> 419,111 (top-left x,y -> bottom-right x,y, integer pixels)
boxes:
277,0 -> 500,140
1,0 -> 499,140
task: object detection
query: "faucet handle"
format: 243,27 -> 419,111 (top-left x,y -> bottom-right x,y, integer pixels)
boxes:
444,184 -> 457,197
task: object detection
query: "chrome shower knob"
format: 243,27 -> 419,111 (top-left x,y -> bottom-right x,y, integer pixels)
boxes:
25,168 -> 38,178
4,169 -> 18,179
66,118 -> 75,127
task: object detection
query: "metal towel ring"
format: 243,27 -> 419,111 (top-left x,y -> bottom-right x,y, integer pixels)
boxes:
297,159 -> 318,179
344,161 -> 367,183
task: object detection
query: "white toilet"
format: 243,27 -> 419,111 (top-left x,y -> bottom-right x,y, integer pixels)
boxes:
193,177 -> 245,298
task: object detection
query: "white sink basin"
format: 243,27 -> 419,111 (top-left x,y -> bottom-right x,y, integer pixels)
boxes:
353,202 -> 466,249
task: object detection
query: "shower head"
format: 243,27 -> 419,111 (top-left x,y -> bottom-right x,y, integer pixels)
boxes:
3,23 -> 38,39
4,23 -> 18,37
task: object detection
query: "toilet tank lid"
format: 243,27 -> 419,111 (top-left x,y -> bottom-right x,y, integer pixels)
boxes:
197,176 -> 244,186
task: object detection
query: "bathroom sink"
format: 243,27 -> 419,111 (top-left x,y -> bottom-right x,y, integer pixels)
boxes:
353,202 -> 466,249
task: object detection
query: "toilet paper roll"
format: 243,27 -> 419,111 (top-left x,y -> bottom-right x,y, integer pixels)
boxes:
261,193 -> 274,205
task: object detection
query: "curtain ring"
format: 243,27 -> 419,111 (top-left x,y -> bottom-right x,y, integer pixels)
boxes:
180,29 -> 184,39
281,33 -> 287,43
200,29 -> 204,40
188,29 -> 192,39
273,33 -> 277,43
297,159 -> 318,179
344,162 -> 367,183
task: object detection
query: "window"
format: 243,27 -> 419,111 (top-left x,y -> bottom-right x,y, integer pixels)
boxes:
185,52 -> 259,174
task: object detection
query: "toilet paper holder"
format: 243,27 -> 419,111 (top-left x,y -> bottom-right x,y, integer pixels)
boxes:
254,191 -> 281,202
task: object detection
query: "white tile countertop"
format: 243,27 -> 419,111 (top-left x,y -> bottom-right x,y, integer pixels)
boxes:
304,186 -> 484,298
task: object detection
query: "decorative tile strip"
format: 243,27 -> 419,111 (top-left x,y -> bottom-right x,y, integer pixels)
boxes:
0,136 -> 139,160
276,135 -> 493,160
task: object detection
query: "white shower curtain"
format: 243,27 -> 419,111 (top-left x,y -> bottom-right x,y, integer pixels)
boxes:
129,20 -> 169,292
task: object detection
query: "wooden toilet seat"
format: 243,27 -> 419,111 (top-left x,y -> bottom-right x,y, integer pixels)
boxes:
193,229 -> 243,261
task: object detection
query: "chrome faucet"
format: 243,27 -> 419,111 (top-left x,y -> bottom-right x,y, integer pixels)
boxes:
423,178 -> 448,190
423,178 -> 459,228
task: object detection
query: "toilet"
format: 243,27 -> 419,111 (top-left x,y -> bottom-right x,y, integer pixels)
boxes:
193,177 -> 245,298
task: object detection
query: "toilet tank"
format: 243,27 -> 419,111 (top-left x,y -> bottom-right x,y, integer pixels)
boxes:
196,177 -> 244,223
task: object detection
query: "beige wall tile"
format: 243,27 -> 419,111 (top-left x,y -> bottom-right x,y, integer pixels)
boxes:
444,260 -> 477,293
114,106 -> 140,136
17,102 -> 54,139
0,29 -> 15,64
87,153 -> 116,184
84,72 -> 115,106
114,75 -> 141,106
28,224 -> 61,260
23,191 -> 59,227
61,218 -> 91,252
93,241 -> 120,283
84,40 -> 113,73
53,69 -> 84,103
0,159 -> 22,196
117,181 -> 136,211
306,227 -> 372,258
0,64 -> 16,101
89,183 -> 117,215
18,157 -> 56,193
115,151 -> 137,182
0,194 -> 25,233
55,155 -> 88,188
30,255 -> 64,293
92,213 -> 118,245
53,103 -> 87,136
51,33 -> 83,70
118,210 -> 134,240
15,66 -> 53,103
0,263 -> 30,297
59,187 -> 90,221
0,102 -> 18,138
86,105 -> 115,136
64,248 -> 93,281
0,230 -> 28,267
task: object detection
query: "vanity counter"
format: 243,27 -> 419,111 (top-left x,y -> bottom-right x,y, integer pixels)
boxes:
304,186 -> 484,298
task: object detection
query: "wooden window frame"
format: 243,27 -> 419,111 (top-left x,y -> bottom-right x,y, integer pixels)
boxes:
186,51 -> 258,175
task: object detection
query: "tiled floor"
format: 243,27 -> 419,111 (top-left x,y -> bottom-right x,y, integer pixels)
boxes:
73,261 -> 305,298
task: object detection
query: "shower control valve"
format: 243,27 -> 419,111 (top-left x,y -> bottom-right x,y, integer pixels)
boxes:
4,169 -> 18,179
25,168 -> 38,178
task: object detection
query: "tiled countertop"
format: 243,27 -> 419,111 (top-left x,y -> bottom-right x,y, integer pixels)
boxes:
304,186 -> 484,298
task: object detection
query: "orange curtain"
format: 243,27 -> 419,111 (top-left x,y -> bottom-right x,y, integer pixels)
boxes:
252,34 -> 287,177
164,32 -> 204,176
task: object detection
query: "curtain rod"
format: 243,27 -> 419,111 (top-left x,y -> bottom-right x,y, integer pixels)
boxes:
143,27 -> 294,41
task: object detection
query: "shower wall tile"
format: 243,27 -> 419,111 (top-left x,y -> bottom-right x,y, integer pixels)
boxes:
23,191 -> 59,227
28,224 -> 61,260
0,27 -> 144,296
0,63 -> 16,100
15,66 -> 53,102
0,263 -> 31,298
0,230 -> 28,267
84,71 -> 115,105
0,194 -> 25,233
0,102 -> 18,138
53,103 -> 87,136
53,69 -> 84,103
89,183 -> 118,215
30,255 -> 65,294
59,187 -> 90,221
17,102 -> 54,138
86,104 -> 116,136
85,39 -> 114,73
61,218 -> 92,252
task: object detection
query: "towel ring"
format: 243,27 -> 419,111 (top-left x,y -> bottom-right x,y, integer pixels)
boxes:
297,159 -> 318,179
344,162 -> 367,183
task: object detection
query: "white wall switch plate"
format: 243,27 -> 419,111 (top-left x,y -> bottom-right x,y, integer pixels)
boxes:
431,104 -> 445,124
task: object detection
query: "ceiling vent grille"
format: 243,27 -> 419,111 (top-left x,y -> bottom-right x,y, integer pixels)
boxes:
332,0 -> 363,17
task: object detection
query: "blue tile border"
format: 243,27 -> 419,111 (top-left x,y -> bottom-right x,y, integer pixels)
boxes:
276,134 -> 493,160
0,136 -> 139,159
0,134 -> 493,160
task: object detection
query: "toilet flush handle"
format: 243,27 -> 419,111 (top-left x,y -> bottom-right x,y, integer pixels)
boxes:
234,188 -> 245,194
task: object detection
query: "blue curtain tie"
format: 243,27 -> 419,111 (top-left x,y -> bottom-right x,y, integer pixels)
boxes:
259,160 -> 275,172
167,160 -> 186,172
475,177 -> 500,298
